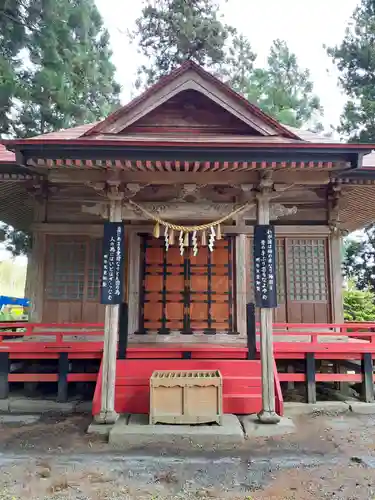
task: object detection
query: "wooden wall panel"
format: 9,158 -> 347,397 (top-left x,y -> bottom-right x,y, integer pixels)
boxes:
286,238 -> 330,324
42,234 -> 107,323
248,235 -> 331,324
124,89 -> 256,135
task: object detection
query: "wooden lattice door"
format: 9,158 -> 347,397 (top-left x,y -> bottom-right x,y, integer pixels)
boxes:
139,235 -> 235,334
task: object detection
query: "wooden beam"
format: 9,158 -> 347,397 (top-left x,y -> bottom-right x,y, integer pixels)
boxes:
47,169 -> 331,186
32,222 -> 331,237
31,223 -> 104,236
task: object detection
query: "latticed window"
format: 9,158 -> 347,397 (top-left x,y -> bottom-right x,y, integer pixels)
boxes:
46,237 -> 102,301
287,238 -> 328,302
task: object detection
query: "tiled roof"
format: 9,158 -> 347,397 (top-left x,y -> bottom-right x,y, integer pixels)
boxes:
0,144 -> 15,164
29,122 -> 98,140
286,126 -> 375,167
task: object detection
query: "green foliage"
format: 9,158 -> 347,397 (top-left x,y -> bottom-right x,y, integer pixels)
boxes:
220,33 -> 256,92
344,281 -> 375,321
0,0 -> 121,254
328,0 -> 375,141
242,40 -> 323,129
132,0 -> 235,89
132,2 -> 322,128
0,0 -> 27,136
0,224 -> 31,256
16,0 -> 121,137
342,230 -> 375,294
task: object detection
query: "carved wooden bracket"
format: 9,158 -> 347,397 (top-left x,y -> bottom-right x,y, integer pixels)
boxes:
328,180 -> 343,231
26,180 -> 59,202
85,181 -> 148,200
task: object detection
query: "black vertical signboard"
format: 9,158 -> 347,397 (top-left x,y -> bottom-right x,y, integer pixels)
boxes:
101,222 -> 124,305
254,225 -> 277,308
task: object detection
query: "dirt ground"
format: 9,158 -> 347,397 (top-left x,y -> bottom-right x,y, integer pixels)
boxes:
1,412 -> 375,499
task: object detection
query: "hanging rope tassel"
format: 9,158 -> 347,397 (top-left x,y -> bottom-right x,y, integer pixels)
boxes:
216,223 -> 222,240
169,229 -> 175,245
153,222 -> 160,239
192,231 -> 198,256
179,230 -> 184,256
184,232 -> 189,247
201,230 -> 207,246
208,226 -> 216,252
164,225 -> 169,252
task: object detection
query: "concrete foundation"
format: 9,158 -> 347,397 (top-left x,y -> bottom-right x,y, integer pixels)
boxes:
0,399 -> 9,412
108,413 -> 244,451
284,401 -> 350,416
241,415 -> 295,438
349,402 -> 375,414
0,414 -> 40,425
87,422 -> 114,437
0,398 -> 91,414
9,398 -> 75,414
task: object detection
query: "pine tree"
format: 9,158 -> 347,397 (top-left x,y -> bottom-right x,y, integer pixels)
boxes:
240,40 -> 323,129
221,33 -> 256,93
0,0 -> 121,256
328,0 -> 375,141
17,0 -> 121,137
132,2 -> 323,129
0,0 -> 27,136
132,0 -> 236,88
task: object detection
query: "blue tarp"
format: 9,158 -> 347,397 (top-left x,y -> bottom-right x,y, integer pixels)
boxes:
0,296 -> 30,309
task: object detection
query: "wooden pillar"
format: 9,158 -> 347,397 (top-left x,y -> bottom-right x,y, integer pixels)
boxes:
128,232 -> 141,336
256,187 -> 280,424
95,194 -> 123,424
235,234 -> 247,335
329,229 -> 344,324
27,197 -> 47,322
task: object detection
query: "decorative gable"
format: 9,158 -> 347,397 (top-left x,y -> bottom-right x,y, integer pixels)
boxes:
123,90 -> 261,136
84,61 -> 300,140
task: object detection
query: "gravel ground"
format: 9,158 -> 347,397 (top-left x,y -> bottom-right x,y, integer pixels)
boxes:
1,412 -> 375,499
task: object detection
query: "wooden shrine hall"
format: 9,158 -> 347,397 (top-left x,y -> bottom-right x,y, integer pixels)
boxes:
1,60 -> 375,424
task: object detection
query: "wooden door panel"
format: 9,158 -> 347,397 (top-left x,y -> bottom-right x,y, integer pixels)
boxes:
211,275 -> 229,293
145,246 -> 163,263
145,275 -> 163,291
166,248 -> 184,265
286,238 -> 331,324
142,238 -> 185,332
166,275 -> 184,291
43,236 -> 104,323
140,236 -> 235,333
191,275 -> 208,291
190,302 -> 209,329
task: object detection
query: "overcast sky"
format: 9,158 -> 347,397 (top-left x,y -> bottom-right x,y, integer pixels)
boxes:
95,0 -> 359,130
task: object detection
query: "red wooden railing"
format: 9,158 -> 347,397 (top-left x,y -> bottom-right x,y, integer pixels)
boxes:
1,321 -> 375,407
0,322 -> 104,344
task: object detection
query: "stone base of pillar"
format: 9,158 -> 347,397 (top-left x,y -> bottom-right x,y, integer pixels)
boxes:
257,410 -> 280,424
94,410 -> 119,425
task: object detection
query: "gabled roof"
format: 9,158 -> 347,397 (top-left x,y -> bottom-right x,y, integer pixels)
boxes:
84,60 -> 300,140
0,144 -> 15,164
2,61 -> 374,169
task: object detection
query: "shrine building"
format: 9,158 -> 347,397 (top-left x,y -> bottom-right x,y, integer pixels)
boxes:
1,61 -> 375,424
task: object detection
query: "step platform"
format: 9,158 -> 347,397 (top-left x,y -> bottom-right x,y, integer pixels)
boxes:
93,358 -> 265,416
108,413 -> 244,451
